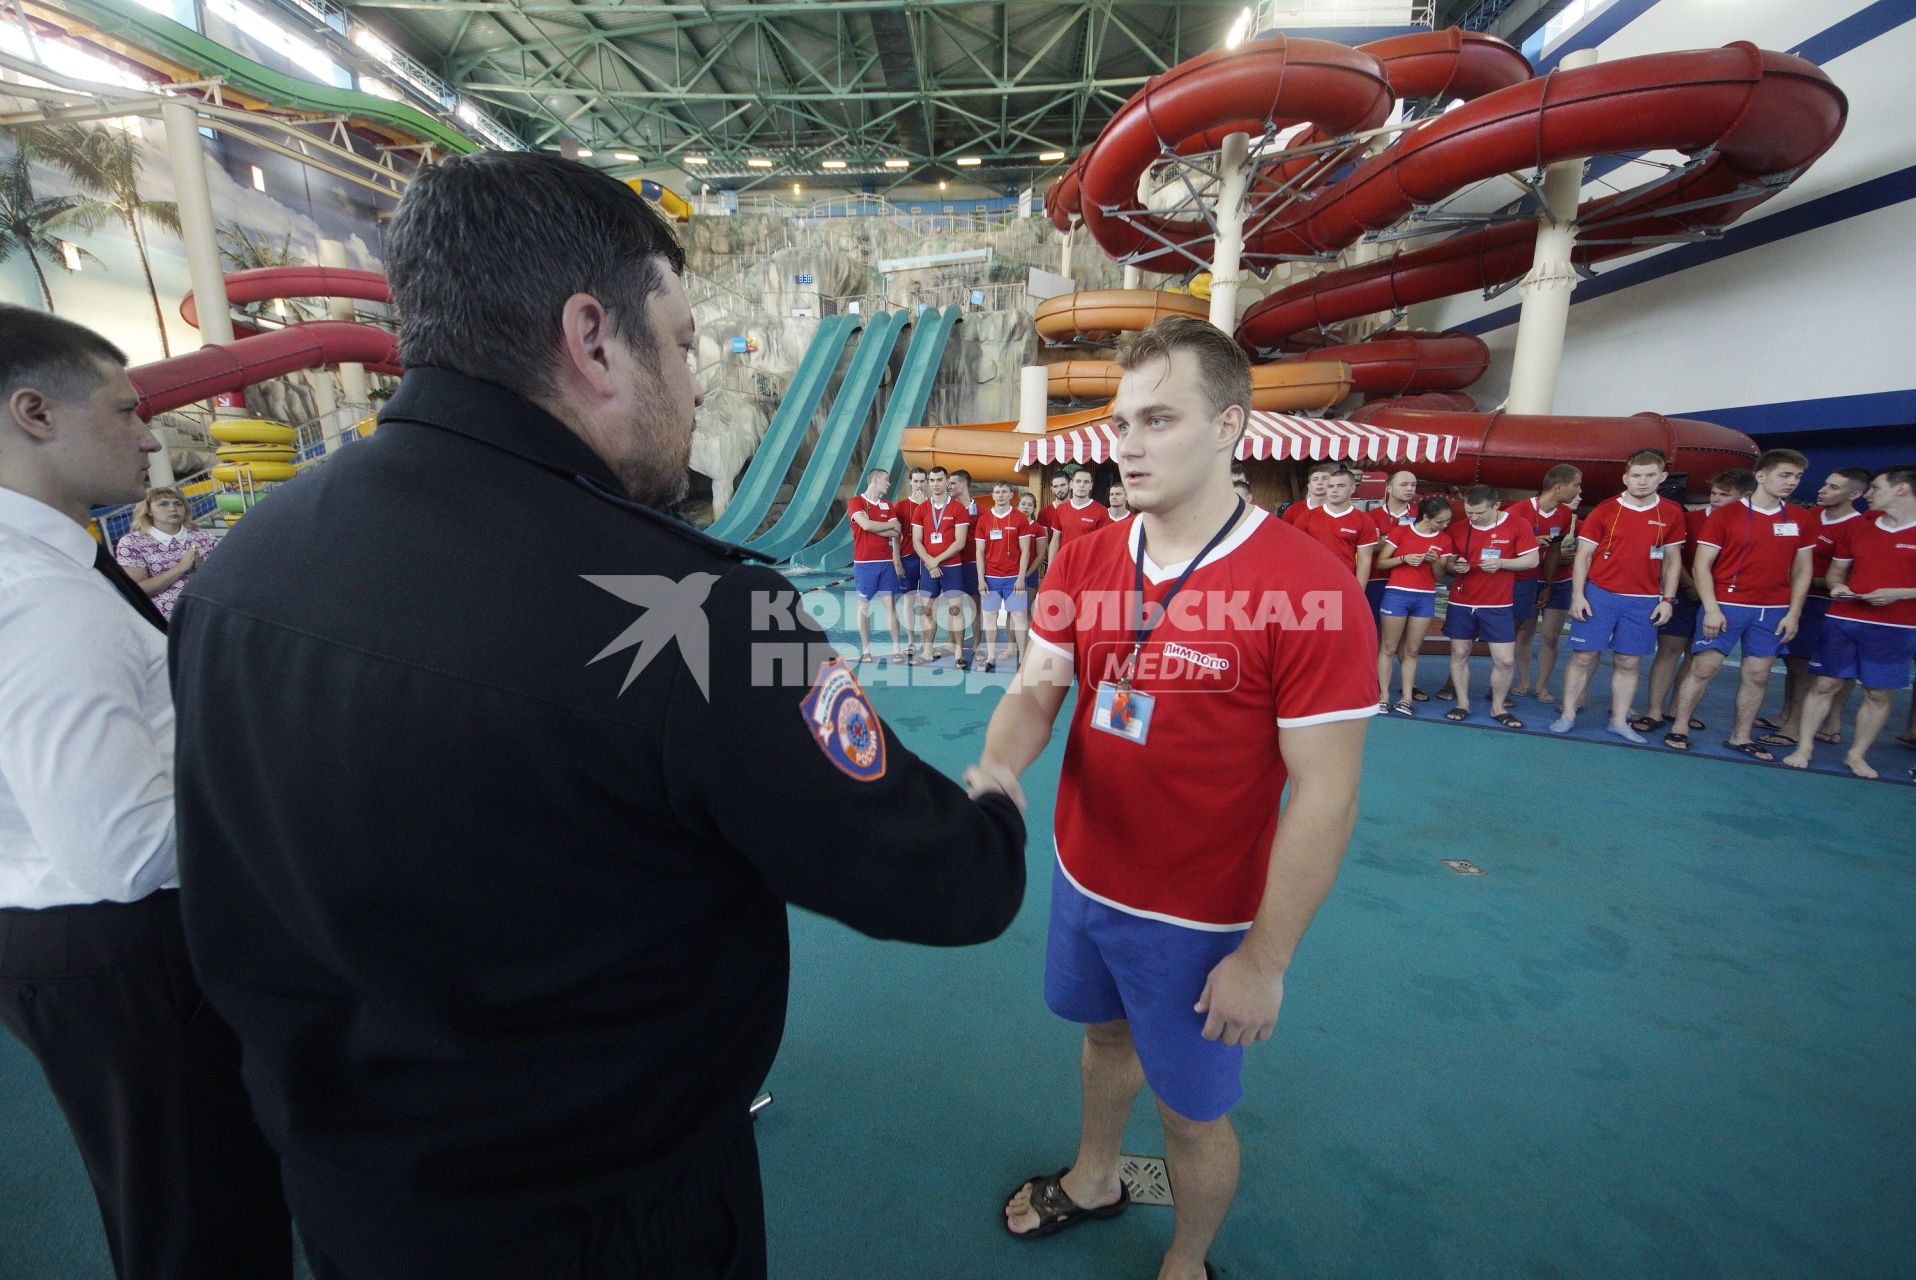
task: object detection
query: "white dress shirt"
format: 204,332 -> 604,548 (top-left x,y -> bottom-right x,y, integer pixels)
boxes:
0,486 -> 178,908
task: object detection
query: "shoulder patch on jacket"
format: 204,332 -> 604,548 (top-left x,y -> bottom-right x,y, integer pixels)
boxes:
799,657 -> 886,781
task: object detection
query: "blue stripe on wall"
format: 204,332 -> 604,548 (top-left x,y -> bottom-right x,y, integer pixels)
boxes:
1674,390 -> 1916,436
1451,162 -> 1916,338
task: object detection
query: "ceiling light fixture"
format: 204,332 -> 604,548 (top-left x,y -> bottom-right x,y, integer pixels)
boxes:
575,148 -> 593,158
1226,6 -> 1253,49
684,156 -> 709,165
747,158 -> 773,168
884,158 -> 909,170
614,151 -> 639,161
1039,150 -> 1065,161
822,159 -> 847,170
955,156 -> 981,167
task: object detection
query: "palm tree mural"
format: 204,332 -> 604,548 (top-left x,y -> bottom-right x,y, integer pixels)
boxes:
0,146 -> 101,310
14,122 -> 182,354
218,220 -> 318,320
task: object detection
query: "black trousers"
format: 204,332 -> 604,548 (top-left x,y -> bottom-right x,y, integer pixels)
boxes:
0,889 -> 293,1280
304,1122 -> 768,1280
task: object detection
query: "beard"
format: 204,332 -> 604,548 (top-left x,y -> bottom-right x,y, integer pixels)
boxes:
619,379 -> 695,509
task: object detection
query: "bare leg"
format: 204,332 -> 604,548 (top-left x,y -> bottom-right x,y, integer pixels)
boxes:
856,597 -> 873,656
1535,607 -> 1569,702
1819,679 -> 1856,742
1643,634 -> 1688,723
1730,661 -> 1775,747
1448,640 -> 1472,715
1401,616 -> 1433,704
1783,676 -> 1846,769
1376,615 -> 1405,704
1554,650 -> 1601,729
1844,686 -> 1894,779
1607,654 -> 1643,732
1777,656 -> 1811,738
1156,1101 -> 1240,1280
1488,641 -> 1517,715
1512,614 -> 1539,696
1005,1021 -> 1140,1233
1670,649 -> 1724,742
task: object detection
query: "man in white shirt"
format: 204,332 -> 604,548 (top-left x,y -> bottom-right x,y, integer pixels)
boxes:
0,304 -> 290,1279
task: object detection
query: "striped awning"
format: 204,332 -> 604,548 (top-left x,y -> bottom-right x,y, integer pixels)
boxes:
1016,411 -> 1459,471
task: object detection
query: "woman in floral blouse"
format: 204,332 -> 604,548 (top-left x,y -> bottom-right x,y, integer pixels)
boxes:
115,486 -> 219,619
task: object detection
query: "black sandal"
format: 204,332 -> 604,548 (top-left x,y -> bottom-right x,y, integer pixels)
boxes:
1664,732 -> 1691,751
1629,714 -> 1665,734
1725,740 -> 1776,762
1410,688 -> 1429,702
1491,711 -> 1524,729
1444,707 -> 1468,721
1436,685 -> 1457,701
1004,1169 -> 1130,1240
1390,701 -> 1417,717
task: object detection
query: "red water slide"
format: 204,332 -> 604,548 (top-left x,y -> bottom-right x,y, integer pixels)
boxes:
131,267 -> 401,418
129,321 -> 398,419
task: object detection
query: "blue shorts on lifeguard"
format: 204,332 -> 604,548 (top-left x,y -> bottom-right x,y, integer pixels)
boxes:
852,561 -> 898,600
926,562 -> 968,597
1045,862 -> 1245,1123
1569,582 -> 1659,656
958,561 -> 980,596
1659,594 -> 1699,639
1691,601 -> 1789,659
1782,595 -> 1830,658
1443,603 -> 1516,643
1365,578 -> 1388,619
1545,579 -> 1573,612
982,574 -> 1027,614
1378,587 -> 1435,619
1511,576 -> 1542,620
896,553 -> 922,595
1809,615 -> 1916,689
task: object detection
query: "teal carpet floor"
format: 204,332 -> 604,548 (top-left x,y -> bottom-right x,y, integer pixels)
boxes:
3,584 -> 1912,1279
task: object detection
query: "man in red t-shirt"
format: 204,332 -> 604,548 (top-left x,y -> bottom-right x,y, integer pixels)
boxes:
1281,460 -> 1337,526
846,466 -> 906,662
1635,469 -> 1752,734
910,465 -> 972,665
1664,450 -> 1814,758
970,318 -> 1374,1280
1047,466 -> 1112,561
1506,464 -> 1582,703
1553,450 -> 1685,740
1784,464 -> 1916,778
1768,466 -> 1870,747
1297,467 -> 1376,589
974,480 -> 1036,672
1439,486 -> 1539,727
893,466 -> 930,654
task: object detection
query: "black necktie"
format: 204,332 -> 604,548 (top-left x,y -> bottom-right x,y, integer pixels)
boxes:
93,540 -> 169,635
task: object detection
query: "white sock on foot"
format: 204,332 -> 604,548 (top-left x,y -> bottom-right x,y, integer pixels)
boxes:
1607,722 -> 1647,744
1549,715 -> 1574,734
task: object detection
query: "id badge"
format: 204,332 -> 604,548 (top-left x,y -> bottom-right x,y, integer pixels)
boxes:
1481,548 -> 1502,561
1092,681 -> 1154,744
931,531 -> 946,545
1649,544 -> 1665,560
1774,523 -> 1799,536
990,529 -> 1003,541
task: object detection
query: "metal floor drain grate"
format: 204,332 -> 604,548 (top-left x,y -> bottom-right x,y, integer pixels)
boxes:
1442,858 -> 1486,875
1120,1154 -> 1173,1206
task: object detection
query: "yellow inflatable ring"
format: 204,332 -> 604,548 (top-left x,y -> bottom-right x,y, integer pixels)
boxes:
209,420 -> 297,446
215,445 -> 296,463
211,461 -> 297,484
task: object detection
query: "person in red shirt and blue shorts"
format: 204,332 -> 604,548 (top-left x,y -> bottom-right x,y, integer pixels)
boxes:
1373,496 -> 1453,715
1554,450 -> 1686,740
1440,486 -> 1540,728
893,466 -> 929,659
975,481 -> 1035,673
1767,466 -> 1870,748
1633,469 -> 1750,736
967,318 -> 1376,1280
1507,465 -> 1583,705
845,467 -> 906,662
1663,450 -> 1815,759
1783,464 -> 1916,779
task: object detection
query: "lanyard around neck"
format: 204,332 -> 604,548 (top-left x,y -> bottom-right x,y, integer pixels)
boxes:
1123,498 -> 1244,686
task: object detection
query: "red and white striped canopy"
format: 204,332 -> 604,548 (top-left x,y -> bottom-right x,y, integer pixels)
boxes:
1016,411 -> 1459,471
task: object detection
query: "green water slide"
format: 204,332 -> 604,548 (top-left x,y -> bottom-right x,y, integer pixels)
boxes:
788,306 -> 961,571
703,314 -> 862,545
746,309 -> 911,561
48,0 -> 481,156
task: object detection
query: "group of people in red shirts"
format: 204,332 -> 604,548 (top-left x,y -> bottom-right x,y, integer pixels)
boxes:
845,463 -> 1132,671
1276,451 -> 1916,779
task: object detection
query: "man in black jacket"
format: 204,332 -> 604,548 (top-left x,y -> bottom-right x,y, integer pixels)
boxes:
168,152 -> 1027,1280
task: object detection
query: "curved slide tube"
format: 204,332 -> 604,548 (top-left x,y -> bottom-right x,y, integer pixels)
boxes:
704,315 -> 863,544
1034,290 -> 1209,344
627,178 -> 692,222
1351,405 -> 1756,493
788,306 -> 963,571
1046,358 -> 1353,413
1296,331 -> 1489,397
746,311 -> 912,561
180,266 -> 392,337
128,321 -> 399,419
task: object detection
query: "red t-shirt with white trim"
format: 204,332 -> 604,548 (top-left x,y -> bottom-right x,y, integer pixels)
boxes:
1447,514 -> 1540,607
1828,514 -> 1916,629
1695,499 -> 1814,607
1504,496 -> 1575,583
974,507 -> 1034,577
894,497 -> 924,558
846,494 -> 898,563
913,498 -> 971,565
1368,500 -> 1417,544
1053,498 -> 1112,548
1808,507 -> 1863,599
1577,496 -> 1686,597
1281,498 -> 1321,526
1029,508 -> 1379,928
1382,524 -> 1453,592
1299,504 -> 1374,574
